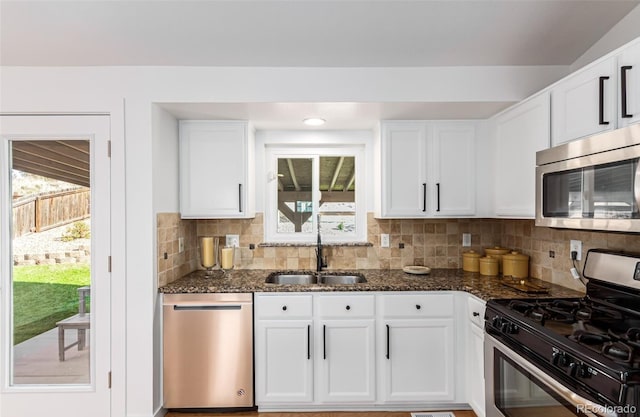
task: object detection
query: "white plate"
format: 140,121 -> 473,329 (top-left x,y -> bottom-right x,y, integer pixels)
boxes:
402,265 -> 431,275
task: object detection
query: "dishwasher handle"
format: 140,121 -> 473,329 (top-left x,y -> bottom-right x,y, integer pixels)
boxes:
173,305 -> 242,311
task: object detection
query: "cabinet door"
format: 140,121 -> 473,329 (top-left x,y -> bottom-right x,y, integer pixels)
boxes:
318,319 -> 376,403
468,323 -> 485,417
494,93 -> 550,217
179,121 -> 254,218
381,319 -> 455,402
380,122 -> 428,217
432,123 -> 476,216
255,320 -> 313,404
551,57 -> 616,146
619,41 -> 640,127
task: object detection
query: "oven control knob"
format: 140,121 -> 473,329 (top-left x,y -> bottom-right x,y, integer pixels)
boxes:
492,316 -> 503,329
552,351 -> 571,367
571,363 -> 591,379
498,320 -> 518,334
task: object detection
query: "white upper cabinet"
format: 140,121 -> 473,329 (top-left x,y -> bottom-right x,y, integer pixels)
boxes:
618,41 -> 640,128
379,121 -> 476,218
432,123 -> 476,216
551,57 -> 617,146
494,92 -> 550,218
179,120 -> 255,218
380,121 -> 428,217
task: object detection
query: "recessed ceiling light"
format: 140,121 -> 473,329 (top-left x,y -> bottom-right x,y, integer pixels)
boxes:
303,118 -> 326,126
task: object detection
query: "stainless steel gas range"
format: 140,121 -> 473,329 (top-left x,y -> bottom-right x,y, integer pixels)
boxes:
485,249 -> 640,417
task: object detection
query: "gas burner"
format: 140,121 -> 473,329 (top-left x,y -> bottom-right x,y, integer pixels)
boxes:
551,300 -> 581,311
571,329 -> 611,345
603,341 -> 638,364
507,300 -> 537,314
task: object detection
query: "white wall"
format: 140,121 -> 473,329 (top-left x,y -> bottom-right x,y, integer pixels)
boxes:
152,105 -> 180,213
571,4 -> 640,71
150,105 -> 179,414
0,64 -> 570,417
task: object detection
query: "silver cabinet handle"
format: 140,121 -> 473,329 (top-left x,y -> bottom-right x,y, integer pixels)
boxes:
173,305 -> 241,311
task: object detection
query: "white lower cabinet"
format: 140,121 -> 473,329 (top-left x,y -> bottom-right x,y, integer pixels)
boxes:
316,294 -> 376,403
378,293 -> 456,403
318,319 -> 376,403
255,320 -> 313,403
255,294 -> 314,404
467,294 -> 487,417
255,292 -> 469,410
381,318 -> 455,402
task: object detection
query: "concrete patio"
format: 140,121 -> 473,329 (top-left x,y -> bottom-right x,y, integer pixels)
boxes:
12,327 -> 90,385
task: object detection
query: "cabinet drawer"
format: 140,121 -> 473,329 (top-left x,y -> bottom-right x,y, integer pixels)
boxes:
256,294 -> 312,319
380,293 -> 454,317
467,294 -> 486,329
316,294 -> 375,318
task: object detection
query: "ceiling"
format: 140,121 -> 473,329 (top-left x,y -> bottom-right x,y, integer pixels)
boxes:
1,1 -> 638,67
3,1 -> 639,125
12,140 -> 90,187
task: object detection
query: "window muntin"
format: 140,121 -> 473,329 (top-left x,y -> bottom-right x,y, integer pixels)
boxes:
265,146 -> 365,243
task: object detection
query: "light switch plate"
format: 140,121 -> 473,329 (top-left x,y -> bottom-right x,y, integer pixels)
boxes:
178,237 -> 184,253
380,234 -> 390,248
226,234 -> 240,247
462,233 -> 471,247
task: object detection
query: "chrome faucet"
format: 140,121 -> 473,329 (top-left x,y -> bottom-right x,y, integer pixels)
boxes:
316,218 -> 327,272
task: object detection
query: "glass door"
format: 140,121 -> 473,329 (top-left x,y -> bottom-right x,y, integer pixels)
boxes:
495,351 -> 587,416
1,115 -> 111,417
542,158 -> 640,220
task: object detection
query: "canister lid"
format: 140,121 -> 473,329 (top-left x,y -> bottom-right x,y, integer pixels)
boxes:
503,251 -> 529,261
485,246 -> 510,255
479,256 -> 498,264
462,250 -> 481,259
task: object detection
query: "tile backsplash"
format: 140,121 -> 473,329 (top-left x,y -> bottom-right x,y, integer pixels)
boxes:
157,212 -> 640,292
157,213 -> 198,287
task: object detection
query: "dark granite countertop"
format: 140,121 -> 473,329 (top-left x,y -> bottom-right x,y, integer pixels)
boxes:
159,269 -> 584,301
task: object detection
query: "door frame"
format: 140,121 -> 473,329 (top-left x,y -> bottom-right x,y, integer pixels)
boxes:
0,111 -> 125,417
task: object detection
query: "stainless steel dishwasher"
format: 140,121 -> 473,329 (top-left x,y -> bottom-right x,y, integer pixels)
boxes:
163,293 -> 254,409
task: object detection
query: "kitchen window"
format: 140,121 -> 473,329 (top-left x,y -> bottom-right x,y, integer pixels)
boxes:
264,145 -> 366,244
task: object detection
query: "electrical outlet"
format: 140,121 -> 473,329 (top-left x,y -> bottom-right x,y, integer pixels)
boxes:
178,237 -> 184,253
226,234 -> 240,247
570,240 -> 582,261
380,234 -> 390,248
462,233 -> 471,247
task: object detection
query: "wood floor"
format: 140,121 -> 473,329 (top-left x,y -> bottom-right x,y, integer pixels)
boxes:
166,411 -> 477,417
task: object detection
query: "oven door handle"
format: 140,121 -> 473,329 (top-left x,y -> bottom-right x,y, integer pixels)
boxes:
488,336 -> 617,417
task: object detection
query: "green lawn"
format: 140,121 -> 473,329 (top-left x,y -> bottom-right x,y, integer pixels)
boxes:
13,264 -> 90,345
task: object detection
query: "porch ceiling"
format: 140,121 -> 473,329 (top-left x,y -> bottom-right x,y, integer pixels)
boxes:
12,140 -> 90,188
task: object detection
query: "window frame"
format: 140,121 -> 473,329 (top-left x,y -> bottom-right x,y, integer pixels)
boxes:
264,145 -> 366,244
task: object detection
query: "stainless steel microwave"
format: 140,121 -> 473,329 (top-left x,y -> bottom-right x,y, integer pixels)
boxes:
536,124 -> 640,232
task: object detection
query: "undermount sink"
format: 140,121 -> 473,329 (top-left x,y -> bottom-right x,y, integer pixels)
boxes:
264,272 -> 367,285
265,273 -> 317,285
318,273 -> 367,285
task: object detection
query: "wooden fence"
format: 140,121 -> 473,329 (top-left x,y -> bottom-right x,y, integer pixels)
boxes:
12,188 -> 90,238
